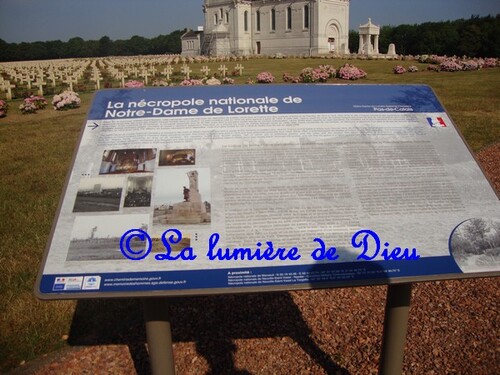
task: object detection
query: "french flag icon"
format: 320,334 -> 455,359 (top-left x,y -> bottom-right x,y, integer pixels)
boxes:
427,116 -> 447,127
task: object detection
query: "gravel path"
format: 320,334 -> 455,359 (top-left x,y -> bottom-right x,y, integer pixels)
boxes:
11,144 -> 499,375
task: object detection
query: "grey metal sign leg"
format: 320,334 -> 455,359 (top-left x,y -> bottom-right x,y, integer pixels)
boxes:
378,283 -> 412,375
142,298 -> 176,375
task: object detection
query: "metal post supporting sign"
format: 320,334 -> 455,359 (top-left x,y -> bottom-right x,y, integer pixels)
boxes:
379,283 -> 413,375
142,298 -> 175,375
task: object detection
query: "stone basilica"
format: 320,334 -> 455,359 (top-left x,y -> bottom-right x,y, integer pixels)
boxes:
181,0 -> 350,56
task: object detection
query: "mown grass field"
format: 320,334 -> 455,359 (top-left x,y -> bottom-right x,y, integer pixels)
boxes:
0,58 -> 499,372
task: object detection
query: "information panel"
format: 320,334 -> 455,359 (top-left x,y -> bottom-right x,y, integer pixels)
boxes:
35,84 -> 500,299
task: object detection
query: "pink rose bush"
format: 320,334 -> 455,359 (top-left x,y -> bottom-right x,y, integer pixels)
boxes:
317,65 -> 337,78
256,71 -> 275,83
482,58 -> 498,68
337,64 -> 367,80
124,80 -> 145,88
299,67 -> 329,83
440,59 -> 463,72
179,79 -> 204,86
205,77 -> 221,86
282,72 -> 300,83
0,100 -> 8,118
52,91 -> 81,110
461,60 -> 480,71
19,95 -> 47,114
422,55 -> 498,72
393,65 -> 407,74
152,79 -> 171,87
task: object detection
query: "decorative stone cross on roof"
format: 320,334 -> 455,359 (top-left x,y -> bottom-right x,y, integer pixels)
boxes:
181,64 -> 192,79
218,64 -> 228,77
200,65 -> 211,78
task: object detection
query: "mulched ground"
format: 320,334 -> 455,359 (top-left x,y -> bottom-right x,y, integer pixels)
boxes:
9,144 -> 499,375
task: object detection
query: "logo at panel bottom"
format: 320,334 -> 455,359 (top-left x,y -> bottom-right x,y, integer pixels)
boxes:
83,276 -> 101,290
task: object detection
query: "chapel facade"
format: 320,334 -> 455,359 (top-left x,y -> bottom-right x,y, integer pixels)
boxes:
181,0 -> 350,56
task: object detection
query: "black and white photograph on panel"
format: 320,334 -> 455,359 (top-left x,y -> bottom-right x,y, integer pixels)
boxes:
73,177 -> 123,212
450,217 -> 500,272
66,214 -> 149,261
124,176 -> 153,208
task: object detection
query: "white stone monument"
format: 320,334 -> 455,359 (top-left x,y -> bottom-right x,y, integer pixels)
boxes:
165,170 -> 210,224
358,18 -> 380,56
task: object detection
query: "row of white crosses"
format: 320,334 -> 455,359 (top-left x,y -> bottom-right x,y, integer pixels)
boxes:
0,59 -> 91,97
198,63 -> 244,79
0,54 -> 249,99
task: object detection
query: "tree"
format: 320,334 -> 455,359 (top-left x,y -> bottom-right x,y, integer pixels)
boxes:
98,36 -> 114,57
349,30 -> 359,53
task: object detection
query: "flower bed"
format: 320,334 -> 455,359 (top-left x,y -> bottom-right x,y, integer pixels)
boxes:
393,65 -> 407,74
282,73 -> 300,83
222,77 -> 235,85
205,77 -> 221,86
0,100 -> 8,118
256,71 -> 275,84
19,95 -> 48,114
440,59 -> 463,72
461,60 -> 480,71
337,64 -> 367,80
152,79 -> 171,87
124,80 -> 145,88
179,79 -> 204,86
299,67 -> 329,83
52,91 -> 81,110
318,65 -> 337,78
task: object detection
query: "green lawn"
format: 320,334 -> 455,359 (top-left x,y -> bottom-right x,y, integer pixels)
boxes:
0,59 -> 498,371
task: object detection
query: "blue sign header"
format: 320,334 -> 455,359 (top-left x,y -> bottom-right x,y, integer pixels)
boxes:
88,84 -> 445,120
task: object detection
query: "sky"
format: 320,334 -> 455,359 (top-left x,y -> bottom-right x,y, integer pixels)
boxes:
0,0 -> 499,43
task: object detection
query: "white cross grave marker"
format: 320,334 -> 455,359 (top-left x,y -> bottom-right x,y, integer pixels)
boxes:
218,64 -> 228,77
2,81 -> 16,100
141,70 -> 150,85
200,65 -> 211,78
235,64 -> 244,76
34,77 -> 47,96
181,64 -> 192,79
162,65 -> 173,80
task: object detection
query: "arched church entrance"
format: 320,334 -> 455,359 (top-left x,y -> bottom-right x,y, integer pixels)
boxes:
326,23 -> 340,53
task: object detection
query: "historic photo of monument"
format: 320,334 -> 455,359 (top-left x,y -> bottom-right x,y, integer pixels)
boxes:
66,214 -> 149,261
153,169 -> 211,226
159,149 -> 196,166
73,177 -> 123,212
99,148 -> 157,174
124,176 -> 153,208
